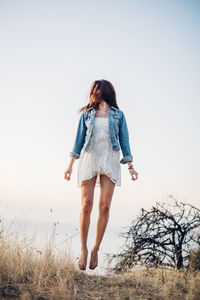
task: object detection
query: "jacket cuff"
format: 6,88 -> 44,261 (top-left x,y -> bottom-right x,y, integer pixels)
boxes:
69,151 -> 80,159
120,155 -> 133,164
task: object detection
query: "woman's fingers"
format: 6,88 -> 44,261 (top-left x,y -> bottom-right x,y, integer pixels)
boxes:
129,170 -> 138,181
64,169 -> 72,181
64,172 -> 68,180
132,174 -> 136,180
134,171 -> 138,180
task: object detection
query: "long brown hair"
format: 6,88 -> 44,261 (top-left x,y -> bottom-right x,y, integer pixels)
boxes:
79,79 -> 119,113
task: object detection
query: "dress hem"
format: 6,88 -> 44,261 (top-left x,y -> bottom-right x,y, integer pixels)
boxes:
77,172 -> 121,187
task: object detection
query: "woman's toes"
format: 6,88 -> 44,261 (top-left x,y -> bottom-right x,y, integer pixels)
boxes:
89,250 -> 98,270
78,250 -> 88,270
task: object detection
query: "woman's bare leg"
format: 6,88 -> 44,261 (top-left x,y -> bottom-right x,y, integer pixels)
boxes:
78,175 -> 97,270
89,175 -> 115,270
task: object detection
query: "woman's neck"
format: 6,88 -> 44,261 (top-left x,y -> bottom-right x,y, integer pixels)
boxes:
97,101 -> 110,112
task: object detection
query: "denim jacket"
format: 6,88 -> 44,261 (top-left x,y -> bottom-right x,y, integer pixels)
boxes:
69,106 -> 133,164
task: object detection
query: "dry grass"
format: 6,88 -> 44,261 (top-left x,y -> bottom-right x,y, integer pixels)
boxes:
0,217 -> 200,300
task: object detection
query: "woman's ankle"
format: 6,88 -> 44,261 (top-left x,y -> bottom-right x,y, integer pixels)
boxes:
92,246 -> 99,252
81,247 -> 88,252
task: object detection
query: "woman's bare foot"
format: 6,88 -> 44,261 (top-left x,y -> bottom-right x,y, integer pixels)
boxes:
78,249 -> 88,270
89,249 -> 98,270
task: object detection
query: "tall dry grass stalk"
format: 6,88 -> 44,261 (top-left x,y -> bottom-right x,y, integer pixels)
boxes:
0,216 -> 199,299
0,216 -> 76,299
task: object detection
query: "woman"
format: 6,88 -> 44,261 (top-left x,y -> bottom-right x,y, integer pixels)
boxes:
64,80 -> 138,271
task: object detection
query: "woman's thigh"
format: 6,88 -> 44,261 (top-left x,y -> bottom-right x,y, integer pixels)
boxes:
99,175 -> 115,208
80,175 -> 97,208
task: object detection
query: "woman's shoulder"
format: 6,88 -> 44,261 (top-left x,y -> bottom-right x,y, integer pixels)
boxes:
111,106 -> 124,117
82,106 -> 93,114
79,107 -> 91,119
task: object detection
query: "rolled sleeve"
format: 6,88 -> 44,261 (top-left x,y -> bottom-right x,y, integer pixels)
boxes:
69,151 -> 80,159
120,155 -> 133,164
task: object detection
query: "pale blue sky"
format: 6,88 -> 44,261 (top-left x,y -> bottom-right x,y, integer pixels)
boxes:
0,0 -> 199,232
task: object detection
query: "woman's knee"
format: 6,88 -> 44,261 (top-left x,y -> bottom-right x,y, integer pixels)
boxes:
81,199 -> 93,214
99,202 -> 110,217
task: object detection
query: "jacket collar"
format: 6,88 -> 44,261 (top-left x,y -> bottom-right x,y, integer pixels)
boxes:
87,105 -> 118,112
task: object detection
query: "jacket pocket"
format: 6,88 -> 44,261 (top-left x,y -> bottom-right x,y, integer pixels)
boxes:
113,114 -> 121,119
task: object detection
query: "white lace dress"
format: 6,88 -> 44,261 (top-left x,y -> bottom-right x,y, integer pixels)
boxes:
77,116 -> 121,187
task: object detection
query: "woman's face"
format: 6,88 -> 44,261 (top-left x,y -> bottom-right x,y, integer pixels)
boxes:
92,84 -> 101,101
96,88 -> 101,95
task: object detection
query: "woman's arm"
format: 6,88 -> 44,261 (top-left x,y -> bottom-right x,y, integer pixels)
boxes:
64,111 -> 87,181
69,111 -> 87,159
68,156 -> 76,168
118,111 -> 138,181
119,111 -> 133,164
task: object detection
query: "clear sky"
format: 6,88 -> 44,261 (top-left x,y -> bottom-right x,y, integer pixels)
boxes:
0,0 -> 199,231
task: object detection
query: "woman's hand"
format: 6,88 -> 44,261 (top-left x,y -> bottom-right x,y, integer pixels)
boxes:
64,157 -> 76,181
64,166 -> 73,181
129,168 -> 138,181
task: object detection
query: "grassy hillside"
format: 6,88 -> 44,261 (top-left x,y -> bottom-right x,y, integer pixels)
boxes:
0,217 -> 199,300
